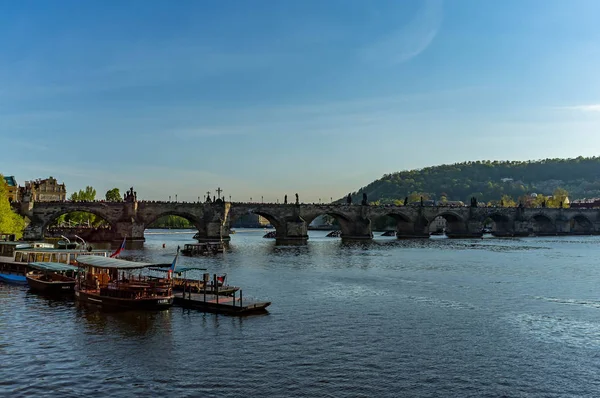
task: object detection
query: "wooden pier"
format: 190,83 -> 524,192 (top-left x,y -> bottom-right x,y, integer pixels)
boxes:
174,291 -> 271,315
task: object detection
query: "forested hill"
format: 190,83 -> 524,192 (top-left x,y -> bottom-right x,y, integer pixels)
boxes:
348,157 -> 600,204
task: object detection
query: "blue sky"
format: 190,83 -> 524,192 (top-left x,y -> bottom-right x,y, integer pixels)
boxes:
2,0 -> 600,202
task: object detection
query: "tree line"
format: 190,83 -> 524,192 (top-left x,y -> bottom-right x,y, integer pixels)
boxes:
347,157 -> 600,206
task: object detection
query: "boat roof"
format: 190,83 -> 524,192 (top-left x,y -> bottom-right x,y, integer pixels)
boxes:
76,255 -> 158,270
149,266 -> 208,273
15,248 -> 111,253
184,242 -> 222,246
29,262 -> 80,272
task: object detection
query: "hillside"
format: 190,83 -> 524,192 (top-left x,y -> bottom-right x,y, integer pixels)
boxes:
348,157 -> 600,205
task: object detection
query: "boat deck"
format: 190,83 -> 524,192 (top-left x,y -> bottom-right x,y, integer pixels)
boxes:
0,255 -> 18,266
174,292 -> 270,315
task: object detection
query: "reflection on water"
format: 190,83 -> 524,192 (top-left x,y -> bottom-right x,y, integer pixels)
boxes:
2,230 -> 600,397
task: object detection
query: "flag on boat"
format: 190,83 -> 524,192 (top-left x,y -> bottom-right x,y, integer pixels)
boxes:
110,237 -> 127,258
167,246 -> 180,278
217,274 -> 226,286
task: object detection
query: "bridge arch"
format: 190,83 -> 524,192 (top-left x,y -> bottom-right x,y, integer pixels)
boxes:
481,212 -> 513,236
568,214 -> 595,234
42,207 -> 118,242
529,213 -> 556,235
303,210 -> 356,239
428,211 -> 465,236
143,211 -> 204,231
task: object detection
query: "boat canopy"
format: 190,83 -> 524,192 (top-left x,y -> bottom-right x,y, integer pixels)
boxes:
76,256 -> 158,270
29,262 -> 80,272
149,266 -> 207,273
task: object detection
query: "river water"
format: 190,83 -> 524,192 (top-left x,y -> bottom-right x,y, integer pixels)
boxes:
1,230 -> 600,397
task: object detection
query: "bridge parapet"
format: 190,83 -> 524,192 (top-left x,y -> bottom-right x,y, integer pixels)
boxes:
16,200 -> 600,244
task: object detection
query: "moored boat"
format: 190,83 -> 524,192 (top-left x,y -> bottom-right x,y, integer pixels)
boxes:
26,262 -> 79,294
0,273 -> 27,285
75,255 -> 175,310
180,242 -> 224,256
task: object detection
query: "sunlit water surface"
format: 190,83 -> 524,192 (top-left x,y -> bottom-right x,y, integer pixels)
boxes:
2,230 -> 600,397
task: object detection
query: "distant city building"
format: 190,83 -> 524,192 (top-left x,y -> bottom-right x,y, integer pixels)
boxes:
2,175 -> 19,202
429,216 -> 446,233
20,176 -> 66,202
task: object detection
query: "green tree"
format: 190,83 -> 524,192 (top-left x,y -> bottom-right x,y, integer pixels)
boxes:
500,195 -> 516,207
547,188 -> 569,208
62,186 -> 101,226
407,192 -> 430,204
0,175 -> 26,238
105,188 -> 122,202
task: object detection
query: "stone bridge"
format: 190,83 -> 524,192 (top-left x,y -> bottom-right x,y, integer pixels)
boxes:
15,200 -> 600,245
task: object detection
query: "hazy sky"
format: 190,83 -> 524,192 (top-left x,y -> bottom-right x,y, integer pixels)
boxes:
2,0 -> 600,202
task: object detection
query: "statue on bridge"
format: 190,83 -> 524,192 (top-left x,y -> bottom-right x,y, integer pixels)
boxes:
346,194 -> 352,205
124,187 -> 137,203
361,193 -> 368,206
470,197 -> 478,208
284,195 -> 287,204
404,197 -> 408,206
295,193 -> 299,205
420,196 -> 424,207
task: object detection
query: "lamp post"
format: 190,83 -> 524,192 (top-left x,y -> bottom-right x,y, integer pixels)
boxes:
229,195 -> 231,202
261,196 -> 263,204
175,194 -> 178,202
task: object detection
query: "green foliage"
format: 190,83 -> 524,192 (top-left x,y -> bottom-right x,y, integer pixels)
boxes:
347,157 -> 597,204
54,186 -> 105,227
105,188 -> 122,202
547,188 -> 570,208
71,186 -> 96,201
149,215 -> 193,229
0,174 -> 26,238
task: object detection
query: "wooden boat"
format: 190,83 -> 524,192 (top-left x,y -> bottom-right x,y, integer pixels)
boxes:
75,255 -> 174,310
26,262 -> 79,294
180,242 -> 224,256
175,273 -> 270,315
149,266 -> 239,295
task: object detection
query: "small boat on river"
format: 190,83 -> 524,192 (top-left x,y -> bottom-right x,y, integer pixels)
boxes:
180,242 -> 224,256
75,255 -> 175,310
149,266 -> 239,295
175,272 -> 271,315
26,262 -> 79,294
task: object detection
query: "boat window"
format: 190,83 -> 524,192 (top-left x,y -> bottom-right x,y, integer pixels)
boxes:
43,253 -> 51,262
36,253 -> 43,262
60,254 -> 68,263
28,253 -> 35,262
51,254 -> 58,262
15,252 -> 22,262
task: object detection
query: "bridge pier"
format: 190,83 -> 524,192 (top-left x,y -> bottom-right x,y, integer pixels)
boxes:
446,219 -> 483,239
275,217 -> 309,245
23,221 -> 44,241
194,221 -> 231,242
395,219 -> 429,239
113,220 -> 146,246
340,217 -> 373,241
